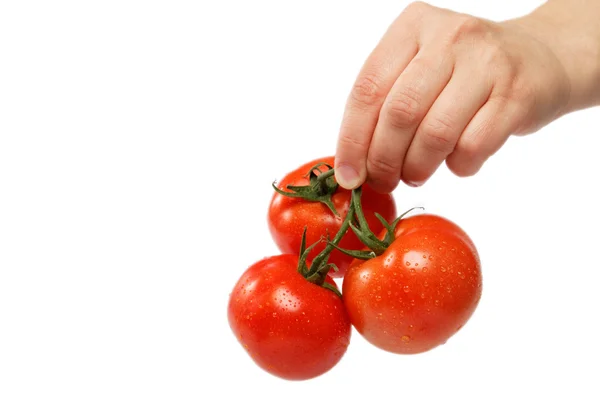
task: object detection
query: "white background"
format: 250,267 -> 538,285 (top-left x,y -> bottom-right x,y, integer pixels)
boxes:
1,1 -> 599,399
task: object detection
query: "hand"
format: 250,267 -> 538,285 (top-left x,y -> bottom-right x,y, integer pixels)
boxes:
334,1 -> 572,192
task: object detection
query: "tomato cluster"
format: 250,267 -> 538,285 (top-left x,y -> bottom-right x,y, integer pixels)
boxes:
228,157 -> 482,380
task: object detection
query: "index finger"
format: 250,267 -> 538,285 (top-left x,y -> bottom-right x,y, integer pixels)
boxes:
335,11 -> 421,189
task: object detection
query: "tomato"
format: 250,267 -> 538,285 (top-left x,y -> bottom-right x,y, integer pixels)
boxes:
228,254 -> 351,380
342,214 -> 482,354
268,156 -> 396,277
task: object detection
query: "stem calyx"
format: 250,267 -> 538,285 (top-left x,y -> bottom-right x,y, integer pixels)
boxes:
273,162 -> 340,216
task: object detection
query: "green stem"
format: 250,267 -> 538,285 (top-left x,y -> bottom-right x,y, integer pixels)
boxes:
307,200 -> 355,277
351,188 -> 388,254
315,167 -> 335,183
352,187 -> 370,229
273,163 -> 340,216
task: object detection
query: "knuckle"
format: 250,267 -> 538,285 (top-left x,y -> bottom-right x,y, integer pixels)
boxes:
456,135 -> 484,160
448,15 -> 487,44
447,159 -> 477,177
419,116 -> 456,153
384,87 -> 422,129
350,72 -> 386,108
455,15 -> 486,35
367,156 -> 401,177
486,44 -> 512,70
494,72 -> 533,109
404,1 -> 430,16
338,134 -> 369,151
510,77 -> 535,104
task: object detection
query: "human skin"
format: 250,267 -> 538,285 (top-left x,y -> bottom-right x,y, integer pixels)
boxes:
334,1 -> 600,193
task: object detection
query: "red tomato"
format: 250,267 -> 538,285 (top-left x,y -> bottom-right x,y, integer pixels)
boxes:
228,254 -> 351,380
342,214 -> 482,354
268,156 -> 396,277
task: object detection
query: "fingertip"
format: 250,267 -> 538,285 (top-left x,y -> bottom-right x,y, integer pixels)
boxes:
445,155 -> 481,177
401,168 -> 431,187
404,179 -> 426,188
335,163 -> 363,190
365,175 -> 400,194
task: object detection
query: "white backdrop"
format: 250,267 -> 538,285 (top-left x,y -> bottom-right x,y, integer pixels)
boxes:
1,1 -> 599,399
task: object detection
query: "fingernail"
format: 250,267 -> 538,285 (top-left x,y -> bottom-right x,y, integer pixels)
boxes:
336,164 -> 361,189
406,180 -> 425,188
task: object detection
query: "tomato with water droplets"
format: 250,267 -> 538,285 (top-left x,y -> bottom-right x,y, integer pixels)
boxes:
268,156 -> 396,277
342,214 -> 482,354
228,254 -> 351,380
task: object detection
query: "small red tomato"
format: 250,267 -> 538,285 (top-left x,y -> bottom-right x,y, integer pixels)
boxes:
342,214 -> 482,354
228,254 -> 351,380
268,156 -> 396,277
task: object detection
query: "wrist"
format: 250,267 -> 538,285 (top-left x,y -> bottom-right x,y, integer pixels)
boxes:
512,3 -> 600,112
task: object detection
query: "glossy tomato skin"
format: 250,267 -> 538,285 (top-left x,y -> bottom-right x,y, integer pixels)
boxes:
228,254 -> 351,380
268,156 -> 396,277
342,214 -> 482,354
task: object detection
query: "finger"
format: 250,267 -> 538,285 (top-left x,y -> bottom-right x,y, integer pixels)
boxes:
445,97 -> 522,176
400,67 -> 493,186
335,12 -> 421,189
365,52 -> 454,193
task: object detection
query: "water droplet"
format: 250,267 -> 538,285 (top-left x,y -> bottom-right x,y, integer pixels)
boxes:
409,268 -> 416,274
387,290 -> 392,295
272,312 -> 277,317
441,266 -> 447,272
438,247 -> 443,251
429,255 -> 433,260
422,267 -> 429,273
403,285 -> 410,293
420,293 -> 425,299
409,324 -> 414,329
415,263 -> 419,267
423,280 -> 429,287
446,286 -> 452,293
406,261 -> 411,267
401,335 -> 411,343
435,299 -> 440,306
422,254 -> 427,259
